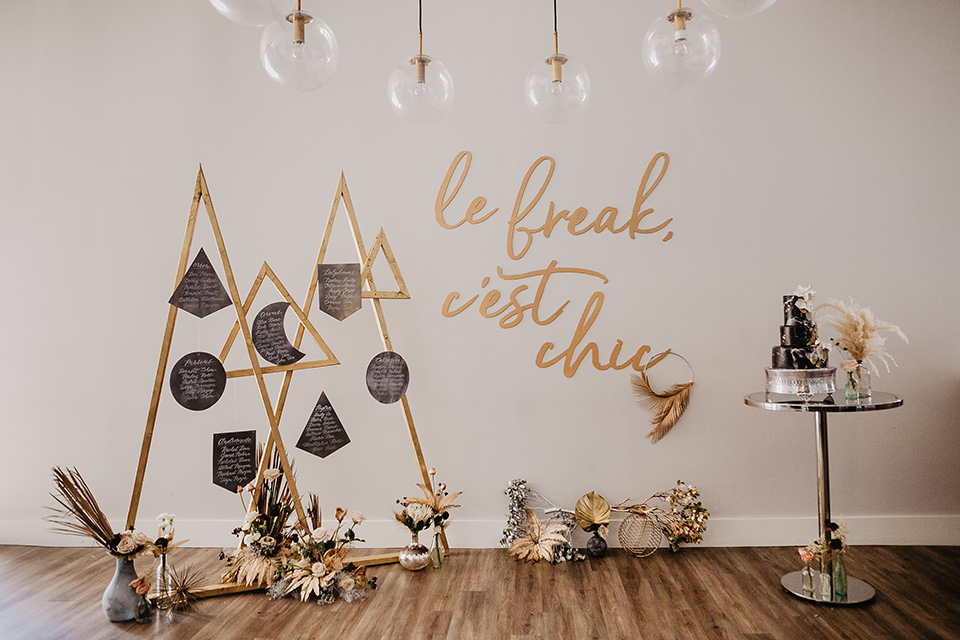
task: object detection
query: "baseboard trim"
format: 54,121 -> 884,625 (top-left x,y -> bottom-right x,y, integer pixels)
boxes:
6,514 -> 958,549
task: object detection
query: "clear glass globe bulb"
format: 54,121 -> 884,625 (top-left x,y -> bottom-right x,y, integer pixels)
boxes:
523,54 -> 590,124
701,0 -> 778,18
209,0 -> 287,27
642,11 -> 721,90
387,55 -> 455,124
260,12 -> 339,91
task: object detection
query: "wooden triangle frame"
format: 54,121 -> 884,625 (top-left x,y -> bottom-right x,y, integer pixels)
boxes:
126,166 -> 310,536
218,261 -> 340,378
360,228 -> 410,300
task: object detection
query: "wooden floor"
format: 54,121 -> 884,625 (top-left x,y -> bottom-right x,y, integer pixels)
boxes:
1,545 -> 958,640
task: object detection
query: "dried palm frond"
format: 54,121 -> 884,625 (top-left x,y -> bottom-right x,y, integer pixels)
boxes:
233,550 -> 278,587
574,492 -> 611,532
45,467 -> 115,547
631,371 -> 693,444
161,563 -> 204,612
508,510 -> 568,563
817,299 -> 908,373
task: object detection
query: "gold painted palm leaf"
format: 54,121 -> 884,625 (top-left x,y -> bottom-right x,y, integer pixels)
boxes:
575,492 -> 611,532
631,371 -> 693,444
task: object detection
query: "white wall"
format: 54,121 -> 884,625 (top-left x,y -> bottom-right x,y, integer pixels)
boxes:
1,0 -> 958,551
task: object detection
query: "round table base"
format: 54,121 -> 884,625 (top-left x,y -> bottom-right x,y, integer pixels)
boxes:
780,571 -> 875,605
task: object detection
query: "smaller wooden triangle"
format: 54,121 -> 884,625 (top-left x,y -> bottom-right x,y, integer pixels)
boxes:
360,228 -> 410,300
219,262 -> 340,378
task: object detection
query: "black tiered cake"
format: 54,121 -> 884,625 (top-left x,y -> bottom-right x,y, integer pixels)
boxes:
771,295 -> 827,369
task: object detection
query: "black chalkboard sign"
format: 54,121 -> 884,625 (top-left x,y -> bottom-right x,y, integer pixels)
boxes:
317,263 -> 362,321
169,351 -> 227,411
251,301 -> 306,366
169,248 -> 233,318
296,392 -> 350,458
213,430 -> 257,492
365,351 -> 410,404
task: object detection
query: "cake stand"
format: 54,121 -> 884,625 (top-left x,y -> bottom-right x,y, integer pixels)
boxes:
743,391 -> 903,604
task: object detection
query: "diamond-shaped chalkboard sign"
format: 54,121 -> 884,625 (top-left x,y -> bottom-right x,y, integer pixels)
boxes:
296,392 -> 350,459
169,248 -> 233,318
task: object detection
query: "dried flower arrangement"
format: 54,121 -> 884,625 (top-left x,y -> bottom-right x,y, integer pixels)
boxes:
817,298 -> 908,375
806,521 -> 847,562
395,469 -> 461,536
502,479 -> 584,564
222,447 -> 374,605
611,480 -> 709,553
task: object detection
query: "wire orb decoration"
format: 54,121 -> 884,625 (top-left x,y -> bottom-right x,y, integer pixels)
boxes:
618,513 -> 662,558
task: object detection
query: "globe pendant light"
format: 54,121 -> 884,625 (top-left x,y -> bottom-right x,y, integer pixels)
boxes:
642,1 -> 721,90
523,0 -> 590,124
701,0 -> 778,18
387,0 -> 454,124
209,0 -> 288,27
260,1 -> 338,91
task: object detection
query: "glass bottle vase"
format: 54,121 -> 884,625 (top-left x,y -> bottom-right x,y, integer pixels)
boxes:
430,530 -> 444,569
832,550 -> 848,600
155,553 -> 171,609
845,362 -> 872,400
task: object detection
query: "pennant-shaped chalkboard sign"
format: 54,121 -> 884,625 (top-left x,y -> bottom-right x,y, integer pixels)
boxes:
365,351 -> 410,404
212,430 -> 257,492
296,392 -> 350,459
252,301 -> 306,366
317,263 -> 362,321
169,351 -> 226,411
169,248 -> 232,318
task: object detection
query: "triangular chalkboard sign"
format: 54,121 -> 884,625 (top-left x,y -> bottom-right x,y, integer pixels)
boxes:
296,392 -> 350,459
169,248 -> 233,318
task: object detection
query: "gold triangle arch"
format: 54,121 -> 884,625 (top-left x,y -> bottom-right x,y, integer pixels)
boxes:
126,166 -> 311,537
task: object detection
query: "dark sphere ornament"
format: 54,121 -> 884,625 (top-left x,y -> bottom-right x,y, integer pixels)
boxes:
586,531 -> 608,558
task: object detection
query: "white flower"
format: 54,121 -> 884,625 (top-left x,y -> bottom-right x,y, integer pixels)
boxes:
243,534 -> 254,546
264,469 -> 282,481
311,562 -> 326,575
338,574 -> 356,591
406,502 -> 435,525
793,285 -> 816,312
251,532 -> 261,543
311,528 -> 333,543
840,359 -> 859,373
351,511 -> 366,524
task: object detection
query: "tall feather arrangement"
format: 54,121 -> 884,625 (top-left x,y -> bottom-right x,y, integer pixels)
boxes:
45,467 -> 116,546
817,299 -> 908,374
631,371 -> 693,443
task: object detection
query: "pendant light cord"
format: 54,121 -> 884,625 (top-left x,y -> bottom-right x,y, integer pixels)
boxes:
419,0 -> 423,55
553,0 -> 559,55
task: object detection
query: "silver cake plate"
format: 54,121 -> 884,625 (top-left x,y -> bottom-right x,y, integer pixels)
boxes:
765,367 -> 836,400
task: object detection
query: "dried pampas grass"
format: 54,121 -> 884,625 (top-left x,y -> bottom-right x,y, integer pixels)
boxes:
817,299 -> 908,373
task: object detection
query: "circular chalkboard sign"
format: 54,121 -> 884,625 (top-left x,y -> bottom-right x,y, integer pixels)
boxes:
170,351 -> 227,411
365,351 -> 410,404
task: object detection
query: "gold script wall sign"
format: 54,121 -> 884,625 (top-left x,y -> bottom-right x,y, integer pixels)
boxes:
436,151 -> 674,378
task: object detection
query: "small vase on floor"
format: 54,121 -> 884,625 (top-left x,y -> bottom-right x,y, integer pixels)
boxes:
399,531 -> 430,571
430,531 -> 444,569
800,563 -> 815,595
102,557 -> 140,622
586,531 -> 607,558
819,559 -> 833,600
155,553 -> 171,609
833,551 -> 848,600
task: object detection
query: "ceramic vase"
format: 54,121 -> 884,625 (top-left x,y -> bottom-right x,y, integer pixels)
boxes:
102,557 -> 139,622
586,531 -> 607,558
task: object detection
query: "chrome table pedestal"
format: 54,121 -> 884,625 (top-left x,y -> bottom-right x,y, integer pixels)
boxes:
744,391 -> 903,605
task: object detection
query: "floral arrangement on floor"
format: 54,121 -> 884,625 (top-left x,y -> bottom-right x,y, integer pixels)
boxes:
222,448 -> 376,604
805,520 -> 847,563
45,466 -> 159,559
664,481 -> 710,552
501,479 -> 584,564
817,297 -> 908,375
611,480 -> 709,553
269,499 -> 375,604
396,468 -> 461,554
